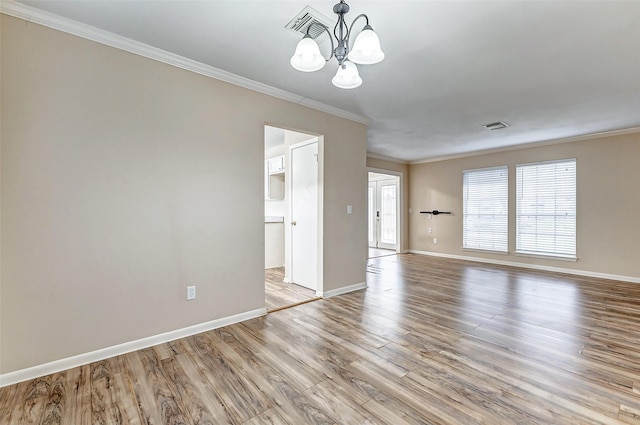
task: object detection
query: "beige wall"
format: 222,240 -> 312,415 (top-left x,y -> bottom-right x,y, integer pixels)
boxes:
0,16 -> 367,373
366,157 -> 410,252
409,132 -> 640,278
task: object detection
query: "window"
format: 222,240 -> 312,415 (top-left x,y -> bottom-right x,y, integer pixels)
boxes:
463,166 -> 508,252
516,159 -> 576,258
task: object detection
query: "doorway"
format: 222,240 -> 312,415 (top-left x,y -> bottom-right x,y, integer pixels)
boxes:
368,171 -> 400,258
264,125 -> 322,312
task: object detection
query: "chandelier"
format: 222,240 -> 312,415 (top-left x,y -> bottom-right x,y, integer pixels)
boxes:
290,0 -> 385,89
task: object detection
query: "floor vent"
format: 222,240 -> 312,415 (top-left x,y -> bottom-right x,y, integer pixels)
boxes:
285,6 -> 334,44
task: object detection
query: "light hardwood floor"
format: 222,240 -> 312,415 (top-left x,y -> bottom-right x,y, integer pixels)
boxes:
265,267 -> 318,312
2,254 -> 640,424
368,247 -> 396,259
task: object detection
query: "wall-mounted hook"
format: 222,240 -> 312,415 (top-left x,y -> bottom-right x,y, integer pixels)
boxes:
419,210 -> 452,218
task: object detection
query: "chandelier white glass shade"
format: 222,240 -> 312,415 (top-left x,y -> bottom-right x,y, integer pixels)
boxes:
332,61 -> 362,89
348,25 -> 384,64
290,35 -> 325,72
290,0 -> 384,89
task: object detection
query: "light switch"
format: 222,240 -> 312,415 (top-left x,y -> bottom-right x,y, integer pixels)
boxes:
347,205 -> 353,215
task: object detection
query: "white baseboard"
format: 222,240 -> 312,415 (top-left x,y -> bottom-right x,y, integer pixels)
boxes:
409,250 -> 640,284
0,307 -> 266,388
318,282 -> 367,298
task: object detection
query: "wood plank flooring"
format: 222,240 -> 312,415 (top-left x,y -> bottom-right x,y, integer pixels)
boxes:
265,267 -> 318,312
368,247 -> 396,259
3,253 -> 640,424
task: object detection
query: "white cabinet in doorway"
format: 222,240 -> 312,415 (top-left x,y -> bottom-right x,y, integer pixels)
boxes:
265,155 -> 285,200
268,155 -> 284,174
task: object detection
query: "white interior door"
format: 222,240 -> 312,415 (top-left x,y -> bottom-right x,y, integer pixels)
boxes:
368,177 -> 398,250
290,140 -> 318,290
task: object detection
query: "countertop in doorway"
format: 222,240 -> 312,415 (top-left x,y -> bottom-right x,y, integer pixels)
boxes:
265,216 -> 284,223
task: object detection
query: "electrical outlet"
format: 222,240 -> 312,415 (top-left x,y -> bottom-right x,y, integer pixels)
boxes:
428,227 -> 432,233
433,238 -> 438,244
187,286 -> 196,300
347,205 -> 352,215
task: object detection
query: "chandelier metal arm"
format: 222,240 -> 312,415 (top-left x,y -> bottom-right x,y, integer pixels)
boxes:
333,11 -> 371,66
333,9 -> 349,64
334,12 -> 346,42
346,13 -> 369,48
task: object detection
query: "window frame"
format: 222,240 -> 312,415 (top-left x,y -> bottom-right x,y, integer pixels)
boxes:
462,165 -> 509,253
515,158 -> 577,259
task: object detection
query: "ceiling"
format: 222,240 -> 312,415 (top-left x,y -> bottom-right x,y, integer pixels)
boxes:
13,0 -> 640,162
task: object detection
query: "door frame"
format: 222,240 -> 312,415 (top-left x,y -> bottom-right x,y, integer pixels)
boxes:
367,167 -> 404,254
263,123 -> 325,304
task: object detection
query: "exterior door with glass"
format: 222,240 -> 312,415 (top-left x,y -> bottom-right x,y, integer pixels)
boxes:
368,178 -> 397,250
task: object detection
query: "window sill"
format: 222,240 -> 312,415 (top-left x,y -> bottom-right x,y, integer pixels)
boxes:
462,247 -> 509,256
515,252 -> 578,262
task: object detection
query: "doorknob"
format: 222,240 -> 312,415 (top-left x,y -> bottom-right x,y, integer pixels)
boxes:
291,221 -> 297,226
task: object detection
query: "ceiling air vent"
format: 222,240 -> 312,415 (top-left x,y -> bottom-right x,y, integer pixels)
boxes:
483,121 -> 510,130
285,6 -> 334,44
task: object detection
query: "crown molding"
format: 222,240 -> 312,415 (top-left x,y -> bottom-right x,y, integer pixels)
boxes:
0,0 -> 371,126
297,98 -> 371,126
409,126 -> 640,165
366,152 -> 410,164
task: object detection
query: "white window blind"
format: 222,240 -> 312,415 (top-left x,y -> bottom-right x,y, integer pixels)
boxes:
463,166 -> 508,252
516,159 -> 576,258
